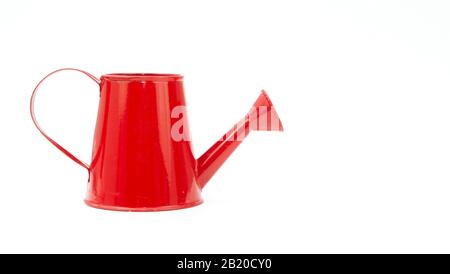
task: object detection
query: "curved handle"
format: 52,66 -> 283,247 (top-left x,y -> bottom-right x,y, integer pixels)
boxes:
30,68 -> 100,170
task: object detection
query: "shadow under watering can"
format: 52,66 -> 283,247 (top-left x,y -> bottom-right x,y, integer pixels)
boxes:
30,68 -> 283,211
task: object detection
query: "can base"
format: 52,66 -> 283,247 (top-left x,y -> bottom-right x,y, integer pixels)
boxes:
84,199 -> 203,212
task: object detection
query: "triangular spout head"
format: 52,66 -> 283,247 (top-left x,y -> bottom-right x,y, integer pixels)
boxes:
196,90 -> 283,189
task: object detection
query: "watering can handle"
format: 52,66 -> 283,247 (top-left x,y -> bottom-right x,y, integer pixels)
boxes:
30,68 -> 100,171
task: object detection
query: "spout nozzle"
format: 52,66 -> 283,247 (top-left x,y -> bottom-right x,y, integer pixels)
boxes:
248,90 -> 284,132
196,90 -> 283,189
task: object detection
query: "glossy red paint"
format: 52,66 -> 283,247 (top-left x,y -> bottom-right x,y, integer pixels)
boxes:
30,68 -> 283,211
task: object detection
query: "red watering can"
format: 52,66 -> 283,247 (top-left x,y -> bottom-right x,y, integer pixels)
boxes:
30,68 -> 283,211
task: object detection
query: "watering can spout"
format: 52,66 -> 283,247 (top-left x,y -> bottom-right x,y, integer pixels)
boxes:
196,90 -> 284,189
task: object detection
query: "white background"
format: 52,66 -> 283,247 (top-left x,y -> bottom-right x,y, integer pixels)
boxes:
1,0 -> 450,253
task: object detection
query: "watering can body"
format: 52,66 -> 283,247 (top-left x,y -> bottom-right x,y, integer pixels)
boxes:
30,69 -> 283,211
88,73 -> 201,211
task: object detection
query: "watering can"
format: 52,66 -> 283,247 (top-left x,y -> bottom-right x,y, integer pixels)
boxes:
30,68 -> 283,211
